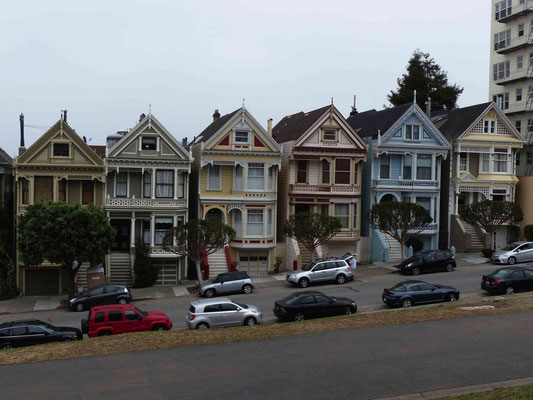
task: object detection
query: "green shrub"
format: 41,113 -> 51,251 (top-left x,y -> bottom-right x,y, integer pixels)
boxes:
133,238 -> 160,288
507,224 -> 521,244
482,248 -> 495,259
406,236 -> 424,253
0,285 -> 19,301
524,225 -> 533,241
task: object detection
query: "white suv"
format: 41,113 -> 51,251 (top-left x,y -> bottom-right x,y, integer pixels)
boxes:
286,258 -> 354,288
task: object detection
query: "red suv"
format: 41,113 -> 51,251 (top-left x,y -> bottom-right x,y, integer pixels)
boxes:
81,304 -> 172,337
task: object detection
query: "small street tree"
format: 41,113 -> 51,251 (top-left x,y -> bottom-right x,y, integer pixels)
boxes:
0,208 -> 15,289
163,218 -> 235,284
18,202 -> 114,298
283,212 -> 342,259
369,202 -> 432,260
461,200 -> 523,250
388,50 -> 463,111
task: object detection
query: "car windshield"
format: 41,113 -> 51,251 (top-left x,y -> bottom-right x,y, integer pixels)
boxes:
135,306 -> 148,317
501,244 -> 518,251
492,269 -> 512,279
280,294 -> 301,305
302,261 -> 317,271
233,302 -> 249,309
408,253 -> 424,260
391,283 -> 406,291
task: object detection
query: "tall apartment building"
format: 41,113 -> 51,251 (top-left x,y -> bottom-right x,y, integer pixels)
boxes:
490,0 -> 533,231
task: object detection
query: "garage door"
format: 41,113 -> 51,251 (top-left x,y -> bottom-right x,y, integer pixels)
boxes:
155,259 -> 178,286
25,269 -> 60,295
238,251 -> 268,278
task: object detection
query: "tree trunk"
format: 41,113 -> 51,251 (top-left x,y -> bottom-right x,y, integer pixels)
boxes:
400,240 -> 405,261
195,260 -> 203,285
65,263 -> 76,300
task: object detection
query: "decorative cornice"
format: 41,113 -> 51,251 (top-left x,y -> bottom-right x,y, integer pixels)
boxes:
203,150 -> 281,157
107,159 -> 191,168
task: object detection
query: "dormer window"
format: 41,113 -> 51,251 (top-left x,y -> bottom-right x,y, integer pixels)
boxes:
483,119 -> 496,134
405,125 -> 420,140
323,129 -> 337,141
235,131 -> 250,143
142,137 -> 156,150
53,143 -> 69,157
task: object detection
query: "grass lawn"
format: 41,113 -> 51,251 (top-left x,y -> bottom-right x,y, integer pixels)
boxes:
438,383 -> 533,399
1,294 -> 533,365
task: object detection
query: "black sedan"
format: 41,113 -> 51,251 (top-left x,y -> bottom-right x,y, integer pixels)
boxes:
0,320 -> 82,349
273,291 -> 357,321
69,284 -> 132,312
382,280 -> 460,308
395,250 -> 456,276
481,266 -> 533,295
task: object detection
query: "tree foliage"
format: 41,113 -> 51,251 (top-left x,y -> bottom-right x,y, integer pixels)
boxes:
133,238 -> 160,288
18,202 -> 114,297
0,208 -> 14,288
388,50 -> 463,111
283,212 -> 342,257
163,219 -> 235,284
461,200 -> 523,249
369,202 -> 432,259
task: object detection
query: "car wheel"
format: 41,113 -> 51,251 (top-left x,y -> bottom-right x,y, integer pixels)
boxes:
446,264 -> 454,272
244,317 -> 257,326
508,257 -> 517,265
336,274 -> 346,284
2,343 -> 13,349
204,289 -> 215,298
61,336 -> 75,342
98,331 -> 112,337
196,322 -> 209,329
342,306 -> 352,315
506,286 -> 515,295
152,324 -> 167,332
75,302 -> 85,312
242,284 -> 253,294
294,312 -> 305,321
298,278 -> 309,288
412,268 -> 421,276
401,298 -> 413,308
118,298 -> 127,305
447,293 -> 458,302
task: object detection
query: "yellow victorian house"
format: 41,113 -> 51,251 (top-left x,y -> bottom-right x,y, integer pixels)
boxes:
189,107 -> 282,277
433,101 -> 524,251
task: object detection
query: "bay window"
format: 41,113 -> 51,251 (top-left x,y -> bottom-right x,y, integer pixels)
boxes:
177,172 -> 185,198
335,159 -> 350,184
297,160 -> 307,183
352,203 -> 358,230
116,172 -> 127,197
403,154 -> 412,179
234,165 -> 243,190
267,209 -> 273,236
207,165 -> 221,190
233,209 -> 242,237
143,221 -> 150,245
494,148 -> 508,172
334,204 -> 350,229
320,204 -> 329,215
248,163 -> 265,190
459,153 -> 468,172
268,166 -> 275,191
154,217 -> 173,245
481,153 -> 490,172
322,160 -> 330,184
156,170 -> 174,198
416,154 -> 432,180
58,179 -> 66,202
416,197 -> 431,216
21,179 -> 29,204
379,155 -> 390,179
143,172 -> 151,198
247,210 -> 264,236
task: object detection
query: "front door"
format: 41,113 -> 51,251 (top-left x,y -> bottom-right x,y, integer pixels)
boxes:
111,220 -> 130,251
457,193 -> 465,215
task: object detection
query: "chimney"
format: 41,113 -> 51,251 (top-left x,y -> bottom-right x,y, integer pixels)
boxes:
349,94 -> 358,117
19,113 -> 26,155
182,137 -> 188,148
139,113 -> 146,122
213,109 -> 221,122
63,109 -> 67,123
425,97 -> 431,118
267,118 -> 273,135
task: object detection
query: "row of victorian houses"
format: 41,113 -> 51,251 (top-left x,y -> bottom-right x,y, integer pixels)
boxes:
0,98 -> 526,295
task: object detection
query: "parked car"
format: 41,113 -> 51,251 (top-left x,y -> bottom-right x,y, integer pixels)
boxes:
273,291 -> 357,321
490,242 -> 533,265
481,266 -> 533,295
199,271 -> 254,298
286,258 -> 354,288
69,284 -> 132,312
185,298 -> 262,329
82,304 -> 172,337
382,280 -> 460,308
0,320 -> 82,349
395,250 -> 456,276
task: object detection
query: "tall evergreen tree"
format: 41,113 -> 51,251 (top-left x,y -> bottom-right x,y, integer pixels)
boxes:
388,50 -> 463,111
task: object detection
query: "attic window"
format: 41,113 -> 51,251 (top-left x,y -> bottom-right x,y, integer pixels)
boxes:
235,131 -> 249,143
483,119 -> 496,134
142,137 -> 157,150
323,129 -> 337,141
53,143 -> 69,157
405,125 -> 420,140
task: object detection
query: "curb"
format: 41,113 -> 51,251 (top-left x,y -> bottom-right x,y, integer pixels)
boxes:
372,376 -> 533,399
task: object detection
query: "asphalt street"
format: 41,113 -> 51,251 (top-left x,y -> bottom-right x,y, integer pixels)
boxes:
2,311 -> 533,400
0,262 -> 523,331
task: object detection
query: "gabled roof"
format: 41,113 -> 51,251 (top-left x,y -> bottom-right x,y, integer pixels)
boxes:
432,102 -> 493,140
346,103 -> 412,139
0,147 -> 13,165
190,109 -> 240,146
272,105 -> 330,142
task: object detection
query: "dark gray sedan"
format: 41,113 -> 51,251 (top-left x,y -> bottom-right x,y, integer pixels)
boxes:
382,280 -> 460,308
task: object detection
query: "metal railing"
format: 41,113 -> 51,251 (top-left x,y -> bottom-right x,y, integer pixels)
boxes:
496,0 -> 533,23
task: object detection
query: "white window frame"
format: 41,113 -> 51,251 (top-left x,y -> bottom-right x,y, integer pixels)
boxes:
517,88 -> 523,102
234,131 -> 250,144
234,165 -> 243,191
415,197 -> 432,218
480,153 -> 490,173
247,163 -> 265,191
483,118 -> 497,134
115,172 -> 128,198
246,209 -> 264,237
267,166 -> 275,191
207,165 -> 221,191
154,216 -> 173,246
459,153 -> 468,172
416,154 -> 432,181
494,148 -> 509,173
334,203 -> 350,229
403,154 -> 412,180
405,124 -> 421,141
322,128 -> 337,142
267,209 -> 273,236
233,209 -> 243,237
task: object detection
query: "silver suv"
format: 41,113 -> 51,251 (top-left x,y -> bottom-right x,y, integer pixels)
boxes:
185,298 -> 262,329
491,242 -> 533,265
286,258 -> 354,288
199,271 -> 254,298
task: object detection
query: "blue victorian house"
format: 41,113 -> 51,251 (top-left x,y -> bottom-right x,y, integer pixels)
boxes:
347,100 -> 451,262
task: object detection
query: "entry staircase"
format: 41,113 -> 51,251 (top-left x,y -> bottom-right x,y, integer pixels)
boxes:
109,252 -> 132,285
297,241 -> 315,267
208,247 -> 228,276
74,264 -> 90,291
381,233 -> 403,262
464,222 -> 484,252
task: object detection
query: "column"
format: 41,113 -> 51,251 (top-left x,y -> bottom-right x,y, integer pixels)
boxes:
173,215 -> 178,246
150,214 -> 155,247
131,212 -> 136,248
431,153 -> 436,181
151,168 -> 156,199
53,177 -> 58,202
174,169 -> 178,200
29,176 -> 34,205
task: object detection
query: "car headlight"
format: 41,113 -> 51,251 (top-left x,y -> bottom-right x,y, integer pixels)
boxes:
69,298 -> 76,303
407,263 -> 413,267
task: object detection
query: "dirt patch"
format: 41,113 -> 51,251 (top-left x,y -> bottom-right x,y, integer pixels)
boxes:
1,294 -> 533,366
438,383 -> 533,399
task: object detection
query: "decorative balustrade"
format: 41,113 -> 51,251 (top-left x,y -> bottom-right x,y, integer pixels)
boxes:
372,179 -> 439,188
290,184 -> 360,193
106,197 -> 186,208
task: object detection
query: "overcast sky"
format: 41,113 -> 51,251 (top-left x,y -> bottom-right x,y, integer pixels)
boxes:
0,0 -> 489,157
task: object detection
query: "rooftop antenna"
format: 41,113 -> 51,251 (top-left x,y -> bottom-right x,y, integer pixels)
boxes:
414,90 -> 417,104
353,95 -> 356,108
331,97 -> 334,105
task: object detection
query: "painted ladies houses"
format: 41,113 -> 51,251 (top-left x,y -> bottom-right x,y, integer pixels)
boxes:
105,113 -> 192,286
347,101 -> 452,262
189,107 -> 282,278
432,102 -> 524,251
14,113 -> 106,295
273,104 -> 368,267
